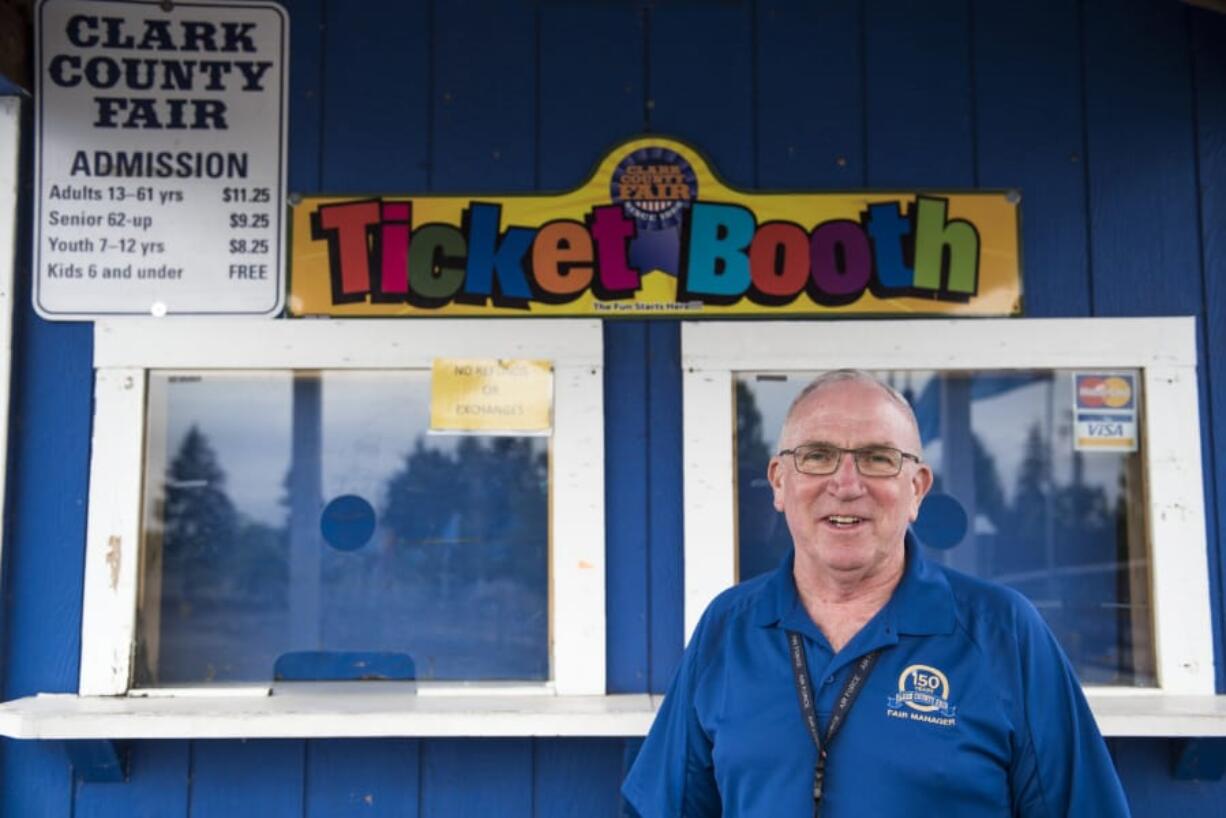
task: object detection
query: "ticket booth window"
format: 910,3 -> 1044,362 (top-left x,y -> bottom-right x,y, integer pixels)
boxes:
735,369 -> 1153,687
135,371 -> 549,686
79,320 -> 605,697
682,318 -> 1213,697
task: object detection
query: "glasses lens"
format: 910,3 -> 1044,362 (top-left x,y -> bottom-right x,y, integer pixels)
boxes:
855,447 -> 903,476
795,445 -> 840,474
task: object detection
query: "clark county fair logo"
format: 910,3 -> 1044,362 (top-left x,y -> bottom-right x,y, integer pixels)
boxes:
610,147 -> 698,231
886,664 -> 957,727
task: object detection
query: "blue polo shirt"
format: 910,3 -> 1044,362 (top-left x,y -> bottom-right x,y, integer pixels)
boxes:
622,540 -> 1130,817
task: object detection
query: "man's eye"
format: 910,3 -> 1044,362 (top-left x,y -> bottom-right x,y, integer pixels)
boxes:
862,449 -> 896,465
801,448 -> 837,465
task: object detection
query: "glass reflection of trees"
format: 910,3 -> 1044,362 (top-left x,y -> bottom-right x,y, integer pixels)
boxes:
381,436 -> 548,595
161,425 -> 289,612
144,425 -> 290,684
374,434 -> 550,680
735,378 -> 1149,686
151,424 -> 548,683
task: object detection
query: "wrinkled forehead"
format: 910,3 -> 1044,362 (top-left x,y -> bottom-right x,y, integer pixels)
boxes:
780,380 -> 922,451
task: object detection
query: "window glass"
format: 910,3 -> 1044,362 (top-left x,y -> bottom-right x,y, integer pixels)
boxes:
735,370 -> 1153,687
134,370 -> 549,686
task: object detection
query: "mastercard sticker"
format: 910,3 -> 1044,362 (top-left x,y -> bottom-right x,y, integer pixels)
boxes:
1073,373 -> 1138,452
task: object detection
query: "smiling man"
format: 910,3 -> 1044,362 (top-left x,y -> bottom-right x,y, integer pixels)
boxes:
623,370 -> 1130,817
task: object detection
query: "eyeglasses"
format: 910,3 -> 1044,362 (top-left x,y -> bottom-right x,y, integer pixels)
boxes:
777,444 -> 922,477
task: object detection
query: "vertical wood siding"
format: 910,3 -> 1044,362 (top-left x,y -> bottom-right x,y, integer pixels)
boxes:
3,0 -> 1226,814
863,0 -> 975,188
973,0 -> 1089,317
1193,0 -> 1226,709
756,1 -> 865,189
74,741 -> 190,818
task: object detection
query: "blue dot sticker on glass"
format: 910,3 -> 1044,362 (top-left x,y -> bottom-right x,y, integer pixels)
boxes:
320,494 -> 376,552
912,492 -> 969,551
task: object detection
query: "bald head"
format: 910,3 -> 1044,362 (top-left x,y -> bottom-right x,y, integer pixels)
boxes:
779,370 -> 922,452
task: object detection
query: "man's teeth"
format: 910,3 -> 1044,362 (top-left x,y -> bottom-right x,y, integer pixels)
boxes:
827,515 -> 862,525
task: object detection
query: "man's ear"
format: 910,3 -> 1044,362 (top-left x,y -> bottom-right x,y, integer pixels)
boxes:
767,456 -> 786,512
909,463 -> 935,521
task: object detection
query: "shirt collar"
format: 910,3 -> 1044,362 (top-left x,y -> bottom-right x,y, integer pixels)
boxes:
748,549 -> 800,628
887,533 -> 957,636
749,532 -> 956,637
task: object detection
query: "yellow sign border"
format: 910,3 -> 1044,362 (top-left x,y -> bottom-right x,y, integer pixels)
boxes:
289,136 -> 1021,318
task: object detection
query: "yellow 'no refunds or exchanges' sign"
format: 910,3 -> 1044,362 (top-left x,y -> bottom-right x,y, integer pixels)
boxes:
430,359 -> 553,433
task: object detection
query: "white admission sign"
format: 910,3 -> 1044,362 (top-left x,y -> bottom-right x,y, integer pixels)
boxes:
34,0 -> 288,318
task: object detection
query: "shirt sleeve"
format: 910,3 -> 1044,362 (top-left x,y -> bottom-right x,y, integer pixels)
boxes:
622,614 -> 722,818
1008,596 -> 1131,818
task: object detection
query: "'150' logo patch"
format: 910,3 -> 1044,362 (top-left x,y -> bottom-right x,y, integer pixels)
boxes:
886,664 -> 957,727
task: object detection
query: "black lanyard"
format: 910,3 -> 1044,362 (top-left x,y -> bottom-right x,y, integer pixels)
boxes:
787,631 -> 881,818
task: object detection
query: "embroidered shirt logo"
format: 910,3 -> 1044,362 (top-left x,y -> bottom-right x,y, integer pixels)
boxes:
886,664 -> 957,727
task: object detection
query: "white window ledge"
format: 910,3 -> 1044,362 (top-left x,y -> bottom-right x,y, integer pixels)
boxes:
1,692 -> 1225,739
1087,694 -> 1226,737
0,692 -> 659,740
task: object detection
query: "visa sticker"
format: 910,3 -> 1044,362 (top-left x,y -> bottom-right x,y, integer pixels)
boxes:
1073,373 -> 1138,452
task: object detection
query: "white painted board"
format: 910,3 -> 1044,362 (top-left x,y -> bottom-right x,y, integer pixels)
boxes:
3,691 -> 1226,739
0,97 -> 19,586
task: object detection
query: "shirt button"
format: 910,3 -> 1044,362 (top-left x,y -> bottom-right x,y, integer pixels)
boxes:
824,676 -> 835,685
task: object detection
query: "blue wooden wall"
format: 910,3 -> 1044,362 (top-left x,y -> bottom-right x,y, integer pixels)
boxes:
3,0 -> 1226,814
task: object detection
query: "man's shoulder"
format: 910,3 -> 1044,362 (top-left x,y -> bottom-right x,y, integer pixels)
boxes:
926,559 -> 1046,634
692,570 -> 777,640
705,569 -> 776,617
916,560 -> 1068,684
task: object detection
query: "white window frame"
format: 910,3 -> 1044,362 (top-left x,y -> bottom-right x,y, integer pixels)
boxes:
681,317 -> 1214,698
80,318 -> 606,697
0,97 -> 20,597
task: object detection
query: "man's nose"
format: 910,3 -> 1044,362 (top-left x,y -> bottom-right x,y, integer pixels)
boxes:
825,452 -> 865,495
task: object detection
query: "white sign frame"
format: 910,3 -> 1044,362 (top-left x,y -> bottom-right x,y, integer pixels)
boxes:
33,0 -> 288,319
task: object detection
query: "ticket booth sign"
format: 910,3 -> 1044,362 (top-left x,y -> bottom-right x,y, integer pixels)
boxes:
290,136 -> 1022,318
